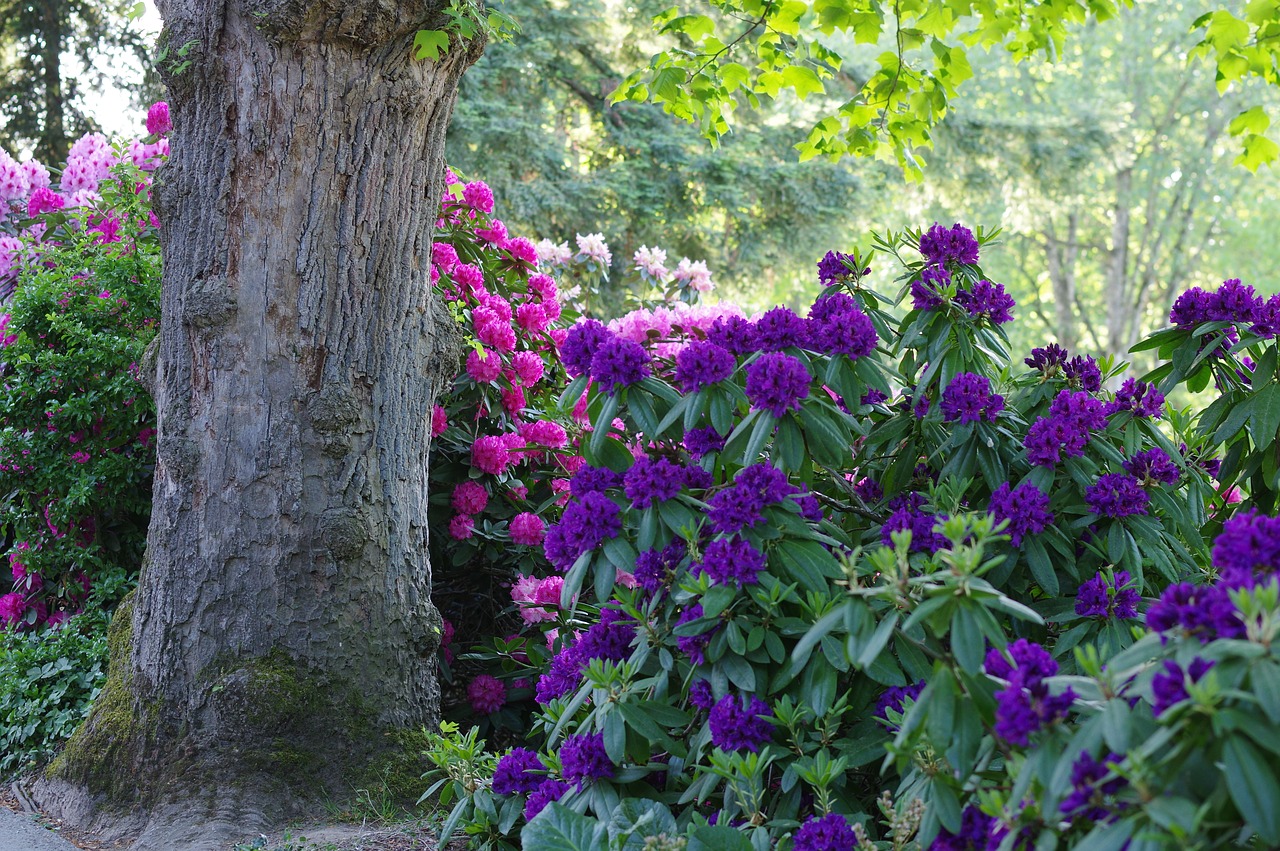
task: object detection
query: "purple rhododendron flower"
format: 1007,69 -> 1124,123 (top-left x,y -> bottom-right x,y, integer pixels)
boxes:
560,732 -> 614,788
1107,378 -> 1164,419
684,425 -> 727,460
987,481 -> 1053,546
941,372 -> 1004,423
754,306 -> 810,352
1025,344 -> 1068,373
1060,751 -> 1127,822
708,693 -> 774,752
745,352 -> 811,417
633,539 -> 687,595
919,222 -> 980,266
930,805 -> 996,851
881,507 -> 949,554
956,279 -> 1015,324
984,639 -> 1075,746
1075,571 -> 1140,620
1123,448 -> 1180,486
562,319 -> 612,377
675,340 -> 736,391
524,779 -> 569,821
492,748 -> 545,795
807,292 -> 878,359
624,456 -> 687,508
698,536 -> 767,586
792,813 -> 856,851
1085,473 -> 1149,519
911,264 -> 950,310
1212,509 -> 1280,588
544,491 -> 622,571
1145,582 -> 1244,642
1025,389 -> 1108,466
1151,657 -> 1214,716
590,335 -> 651,394
706,314 -> 759,354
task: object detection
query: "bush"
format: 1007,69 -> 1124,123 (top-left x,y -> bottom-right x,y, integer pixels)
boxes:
0,612 -> 108,775
436,225 -> 1280,850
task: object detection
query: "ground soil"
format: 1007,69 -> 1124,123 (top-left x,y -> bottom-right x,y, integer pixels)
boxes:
2,780 -> 446,851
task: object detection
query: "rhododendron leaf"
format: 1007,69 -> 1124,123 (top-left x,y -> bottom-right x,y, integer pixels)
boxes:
523,803 -> 607,851
1252,660 -> 1280,725
1250,382 -> 1280,448
687,824 -> 752,851
1224,735 -> 1280,844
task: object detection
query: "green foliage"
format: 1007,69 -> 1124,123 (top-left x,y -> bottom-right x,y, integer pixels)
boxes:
445,0 -> 866,306
0,156 -> 160,624
0,0 -> 157,161
0,611 -> 107,775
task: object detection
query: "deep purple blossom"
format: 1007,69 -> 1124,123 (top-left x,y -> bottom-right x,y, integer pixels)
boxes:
919,222 -> 980,266
689,679 -> 715,711
1151,657 -> 1214,716
685,425 -> 727,460
633,539 -> 687,595
706,315 -> 759,355
745,352 -> 811,417
1123,448 -> 1180,486
1085,473 -> 1149,518
699,536 -> 767,586
708,693 -> 774,752
569,465 -> 623,498
807,292 -> 878,358
492,748 -> 546,795
1212,509 -> 1280,588
1060,751 -> 1127,822
853,478 -> 883,504
1170,287 -> 1213,327
874,682 -> 924,727
1025,389 -> 1108,466
911,265 -> 950,310
524,779 -> 569,821
675,340 -> 736,391
590,335 -> 651,394
676,602 -> 714,664
1107,378 -> 1164,419
1075,571 -> 1141,619
792,813 -> 856,851
560,732 -> 614,788
535,611 -> 636,703
941,372 -> 1004,423
707,463 -> 794,534
861,388 -> 888,406
881,507 -> 949,554
562,319 -> 611,377
1064,355 -> 1103,392
987,481 -> 1053,546
956,279 -> 1015,325
624,456 -> 687,508
984,639 -> 1075,747
1252,294 -> 1280,338
930,806 -> 996,851
817,250 -> 859,283
1146,583 -> 1244,642
1210,278 -> 1262,323
754,306 -> 811,352
544,491 -> 622,571
1025,344 -> 1069,373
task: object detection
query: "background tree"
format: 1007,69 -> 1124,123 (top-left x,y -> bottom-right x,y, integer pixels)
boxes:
37,2 -> 480,847
446,0 -> 869,308
917,0 -> 1276,366
0,0 -> 155,162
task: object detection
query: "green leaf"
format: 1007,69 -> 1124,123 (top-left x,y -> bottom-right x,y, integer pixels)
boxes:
1224,735 -> 1280,844
1252,382 -> 1280,447
523,803 -> 607,851
687,824 -> 753,851
412,29 -> 450,61
1236,133 -> 1280,172
782,66 -> 826,100
1231,105 -> 1272,137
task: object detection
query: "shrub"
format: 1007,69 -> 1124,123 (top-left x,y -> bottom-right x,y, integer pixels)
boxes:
0,611 -> 108,775
436,226 -> 1279,850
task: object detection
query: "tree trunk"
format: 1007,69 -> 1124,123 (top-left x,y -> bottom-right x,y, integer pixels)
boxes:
1106,167 -> 1132,369
39,0 -> 67,164
38,2 -> 479,847
1046,211 -> 1079,352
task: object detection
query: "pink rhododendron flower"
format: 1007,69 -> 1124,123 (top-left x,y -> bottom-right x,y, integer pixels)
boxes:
146,101 -> 172,135
509,512 -> 545,546
462,181 -> 494,213
0,592 -> 26,629
21,160 -> 50,192
534,239 -> 572,267
466,347 -> 503,383
453,262 -> 484,293
0,151 -> 29,201
431,405 -> 448,438
634,245 -> 669,279
575,232 -> 611,266
511,351 -> 545,385
26,187 -> 63,218
503,236 -> 538,264
616,571 -> 637,589
516,302 -> 549,332
519,420 -> 568,449
467,674 -> 506,714
433,242 -> 460,274
529,273 -> 558,300
476,219 -> 508,243
501,385 -> 526,416
471,435 -> 512,474
70,451 -> 91,464
451,481 -> 488,515
448,513 -> 475,540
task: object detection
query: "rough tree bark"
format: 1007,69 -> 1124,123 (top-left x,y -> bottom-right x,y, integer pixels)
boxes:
37,2 -> 480,848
